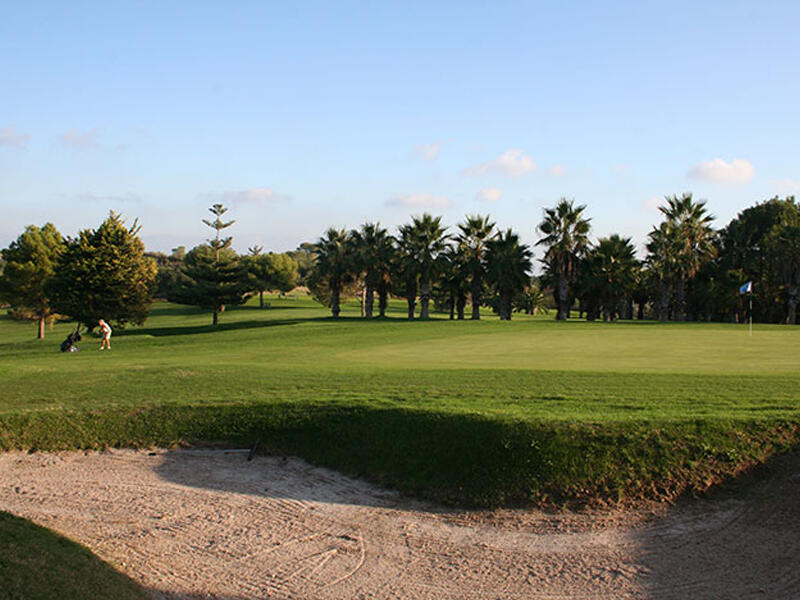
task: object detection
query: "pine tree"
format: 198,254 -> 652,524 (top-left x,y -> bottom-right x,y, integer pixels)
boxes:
0,223 -> 64,338
244,251 -> 298,308
48,213 -> 156,330
177,204 -> 248,326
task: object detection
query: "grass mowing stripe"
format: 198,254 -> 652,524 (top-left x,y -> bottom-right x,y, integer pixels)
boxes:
1,297 -> 799,506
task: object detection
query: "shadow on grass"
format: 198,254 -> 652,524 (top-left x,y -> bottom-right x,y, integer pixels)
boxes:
116,311 -> 459,337
145,404 -> 558,509
114,318 -> 311,337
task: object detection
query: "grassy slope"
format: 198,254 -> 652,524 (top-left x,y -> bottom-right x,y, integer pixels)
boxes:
0,511 -> 148,600
1,295 -> 799,506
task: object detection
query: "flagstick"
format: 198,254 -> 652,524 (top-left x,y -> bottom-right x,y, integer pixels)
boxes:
749,293 -> 753,337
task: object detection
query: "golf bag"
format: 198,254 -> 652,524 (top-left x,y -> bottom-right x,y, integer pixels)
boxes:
60,326 -> 82,353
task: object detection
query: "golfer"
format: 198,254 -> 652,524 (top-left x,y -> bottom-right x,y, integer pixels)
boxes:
98,319 -> 112,350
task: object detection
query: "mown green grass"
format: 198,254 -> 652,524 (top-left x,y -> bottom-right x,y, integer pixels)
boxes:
1,294 -> 799,506
0,511 -> 148,600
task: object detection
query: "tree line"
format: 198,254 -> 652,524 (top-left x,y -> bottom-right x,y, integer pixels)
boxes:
306,193 -> 800,325
0,206 -> 298,337
1,193 -> 798,339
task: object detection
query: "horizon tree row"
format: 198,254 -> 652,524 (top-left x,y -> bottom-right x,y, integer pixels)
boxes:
309,214 -> 534,321
2,193 -> 798,336
574,194 -> 799,324
0,206 -> 300,336
149,204 -> 299,326
306,193 -> 800,324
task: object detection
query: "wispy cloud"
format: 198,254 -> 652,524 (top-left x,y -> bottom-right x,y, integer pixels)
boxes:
412,141 -> 444,160
475,188 -> 502,203
215,188 -> 291,205
386,193 -> 453,209
642,196 -> 661,211
687,158 -> 755,183
547,165 -> 566,177
61,128 -> 101,149
72,192 -> 143,204
463,149 -> 537,177
0,126 -> 30,148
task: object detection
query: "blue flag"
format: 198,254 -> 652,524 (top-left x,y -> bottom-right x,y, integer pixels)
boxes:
739,281 -> 753,294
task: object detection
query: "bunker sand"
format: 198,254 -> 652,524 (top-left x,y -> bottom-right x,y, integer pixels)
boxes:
1,449 -> 798,599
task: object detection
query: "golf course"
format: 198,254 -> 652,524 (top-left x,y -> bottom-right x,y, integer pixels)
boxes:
2,294 -> 798,507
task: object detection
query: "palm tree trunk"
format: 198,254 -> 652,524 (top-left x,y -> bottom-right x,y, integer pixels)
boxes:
557,276 -> 569,320
406,279 -> 417,319
456,292 -> 466,320
331,285 -> 341,318
675,276 -> 686,321
406,297 -> 415,319
787,285 -> 798,324
378,280 -> 388,317
449,292 -> 455,320
360,286 -> 366,318
658,282 -> 670,321
365,283 -> 375,318
471,274 -> 481,320
38,315 -> 45,339
420,280 -> 431,319
212,306 -> 219,326
500,292 -> 512,320
259,290 -> 264,308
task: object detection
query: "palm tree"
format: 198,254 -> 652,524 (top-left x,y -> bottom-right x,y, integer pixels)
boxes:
349,222 -> 395,318
455,215 -> 496,320
766,224 -> 800,324
395,224 -> 420,319
485,229 -> 532,320
645,222 -> 682,321
397,214 -> 449,319
312,228 -> 352,318
657,193 -> 716,321
580,235 -> 639,321
515,281 -> 549,316
438,245 -> 469,319
536,198 -> 591,320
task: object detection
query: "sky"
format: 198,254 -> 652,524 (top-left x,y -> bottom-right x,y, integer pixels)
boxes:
2,1 -> 799,259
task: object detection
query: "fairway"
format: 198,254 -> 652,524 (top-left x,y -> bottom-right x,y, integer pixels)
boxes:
338,320 -> 799,375
1,295 -> 799,506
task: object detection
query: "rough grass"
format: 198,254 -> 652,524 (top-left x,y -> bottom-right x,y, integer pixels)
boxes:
1,295 -> 799,506
0,511 -> 148,600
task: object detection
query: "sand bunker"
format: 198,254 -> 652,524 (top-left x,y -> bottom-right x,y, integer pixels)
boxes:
1,448 -> 798,599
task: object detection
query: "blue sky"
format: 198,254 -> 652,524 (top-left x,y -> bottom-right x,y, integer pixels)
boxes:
2,1 -> 798,257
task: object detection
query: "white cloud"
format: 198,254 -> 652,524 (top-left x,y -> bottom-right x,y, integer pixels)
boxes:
475,188 -> 502,203
386,193 -> 453,209
774,179 -> 800,196
687,158 -> 755,183
61,128 -> 100,148
463,149 -> 537,177
0,126 -> 30,148
215,188 -> 291,205
642,196 -> 661,211
412,141 -> 443,160
547,165 -> 566,177
72,192 -> 142,204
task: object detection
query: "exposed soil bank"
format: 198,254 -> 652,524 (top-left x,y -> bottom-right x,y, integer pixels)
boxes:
1,449 -> 798,599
